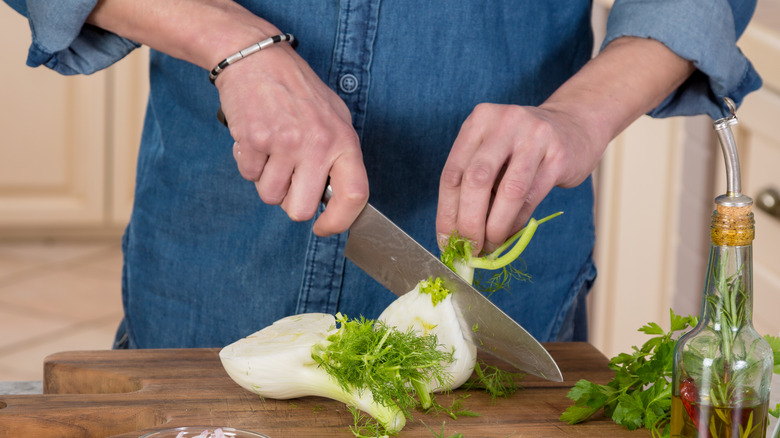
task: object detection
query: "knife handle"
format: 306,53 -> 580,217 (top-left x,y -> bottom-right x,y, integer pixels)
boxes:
217,107 -> 228,127
321,183 -> 334,205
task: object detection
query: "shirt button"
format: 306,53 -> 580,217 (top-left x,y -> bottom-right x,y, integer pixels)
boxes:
339,74 -> 359,93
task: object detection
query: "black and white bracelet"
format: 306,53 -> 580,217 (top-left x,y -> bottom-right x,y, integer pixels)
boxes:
209,33 -> 296,84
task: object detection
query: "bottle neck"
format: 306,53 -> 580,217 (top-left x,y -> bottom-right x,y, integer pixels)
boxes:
699,206 -> 755,331
699,243 -> 754,330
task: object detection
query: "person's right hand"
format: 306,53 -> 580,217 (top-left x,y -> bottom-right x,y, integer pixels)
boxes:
214,38 -> 368,237
88,0 -> 368,237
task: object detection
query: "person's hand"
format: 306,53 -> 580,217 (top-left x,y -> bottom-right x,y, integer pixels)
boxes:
436,36 -> 695,255
216,40 -> 368,237
87,0 -> 369,236
436,102 -> 601,254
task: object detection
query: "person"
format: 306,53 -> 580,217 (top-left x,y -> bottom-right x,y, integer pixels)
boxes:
3,0 -> 760,348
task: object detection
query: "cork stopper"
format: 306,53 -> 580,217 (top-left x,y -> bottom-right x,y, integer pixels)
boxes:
711,204 -> 754,246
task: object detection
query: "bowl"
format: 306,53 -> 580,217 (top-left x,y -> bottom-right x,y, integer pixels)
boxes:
138,427 -> 270,438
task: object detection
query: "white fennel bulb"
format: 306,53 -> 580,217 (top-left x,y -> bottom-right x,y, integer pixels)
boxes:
378,278 -> 477,391
219,313 -> 405,433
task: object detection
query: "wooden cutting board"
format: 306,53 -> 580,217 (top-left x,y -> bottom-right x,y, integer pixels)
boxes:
0,343 -> 649,437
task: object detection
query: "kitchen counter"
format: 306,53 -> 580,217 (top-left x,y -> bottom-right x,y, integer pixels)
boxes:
0,381 -> 42,395
0,342 -> 649,437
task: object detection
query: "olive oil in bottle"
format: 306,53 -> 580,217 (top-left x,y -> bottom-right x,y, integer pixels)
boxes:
671,99 -> 773,438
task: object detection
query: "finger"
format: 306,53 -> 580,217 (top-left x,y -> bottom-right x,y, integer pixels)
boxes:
481,146 -> 544,251
454,131 -> 513,253
486,160 -> 556,251
255,155 -> 294,205
436,112 -> 489,247
280,163 -> 328,222
234,141 -> 269,181
232,141 -> 240,164
436,163 -> 463,247
312,151 -> 368,236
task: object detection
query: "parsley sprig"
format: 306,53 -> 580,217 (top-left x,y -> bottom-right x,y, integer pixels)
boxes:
560,310 -> 780,437
559,309 -> 697,437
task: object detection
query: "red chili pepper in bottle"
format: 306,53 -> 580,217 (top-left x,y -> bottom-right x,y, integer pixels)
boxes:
679,378 -> 710,437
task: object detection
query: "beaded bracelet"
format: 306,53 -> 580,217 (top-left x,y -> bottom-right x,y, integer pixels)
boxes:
209,33 -> 296,84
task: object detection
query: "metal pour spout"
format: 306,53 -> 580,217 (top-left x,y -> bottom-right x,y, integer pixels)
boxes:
713,97 -> 752,208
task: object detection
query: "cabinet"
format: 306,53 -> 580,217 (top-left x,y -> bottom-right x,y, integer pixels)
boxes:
0,6 -> 147,238
728,13 -> 780,337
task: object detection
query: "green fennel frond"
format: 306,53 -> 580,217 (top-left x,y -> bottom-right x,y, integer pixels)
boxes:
313,313 -> 454,417
440,212 -> 562,292
419,277 -> 452,306
348,405 -> 390,438
420,420 -> 465,438
462,360 -> 523,400
422,394 -> 481,420
473,263 -> 531,297
440,233 -> 472,274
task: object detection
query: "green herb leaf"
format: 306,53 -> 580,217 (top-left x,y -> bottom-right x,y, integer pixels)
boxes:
347,405 -> 389,438
612,393 -> 645,430
559,309 -> 696,436
769,402 -> 780,419
764,334 -> 780,375
439,212 -> 561,292
639,322 -> 665,336
560,379 -> 610,424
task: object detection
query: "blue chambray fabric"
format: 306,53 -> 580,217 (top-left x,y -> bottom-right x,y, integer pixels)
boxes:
2,0 -> 759,348
604,0 -> 761,119
7,0 -> 139,75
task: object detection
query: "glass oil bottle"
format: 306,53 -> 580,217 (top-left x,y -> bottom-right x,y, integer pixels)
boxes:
671,98 -> 774,438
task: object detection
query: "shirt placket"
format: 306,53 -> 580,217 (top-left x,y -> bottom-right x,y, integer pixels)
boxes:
295,0 -> 381,315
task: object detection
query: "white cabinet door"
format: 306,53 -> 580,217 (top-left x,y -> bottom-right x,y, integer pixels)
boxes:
0,6 -> 147,237
734,3 -> 780,338
724,90 -> 780,338
0,7 -> 108,232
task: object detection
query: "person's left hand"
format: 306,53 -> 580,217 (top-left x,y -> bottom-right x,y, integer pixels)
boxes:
436,37 -> 696,255
436,102 -> 602,254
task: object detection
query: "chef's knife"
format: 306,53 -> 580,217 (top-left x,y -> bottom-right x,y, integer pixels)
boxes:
323,188 -> 563,382
215,110 -> 562,381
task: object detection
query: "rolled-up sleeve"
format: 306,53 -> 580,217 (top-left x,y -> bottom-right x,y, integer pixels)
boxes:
603,0 -> 762,119
5,0 -> 140,75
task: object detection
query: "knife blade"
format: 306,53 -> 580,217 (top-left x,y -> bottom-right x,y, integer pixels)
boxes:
324,189 -> 563,382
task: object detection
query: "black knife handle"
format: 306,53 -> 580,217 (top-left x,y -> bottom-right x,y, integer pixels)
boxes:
217,107 -> 228,127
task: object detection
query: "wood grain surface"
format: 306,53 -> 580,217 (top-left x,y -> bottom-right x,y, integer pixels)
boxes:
0,343 -> 649,437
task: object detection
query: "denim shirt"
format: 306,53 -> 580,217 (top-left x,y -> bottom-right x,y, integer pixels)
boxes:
3,0 -> 760,348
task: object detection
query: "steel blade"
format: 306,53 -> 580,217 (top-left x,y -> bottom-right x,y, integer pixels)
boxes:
343,202 -> 563,382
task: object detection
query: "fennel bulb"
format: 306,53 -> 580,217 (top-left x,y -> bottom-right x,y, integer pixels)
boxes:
378,278 -> 477,391
219,313 -> 405,433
